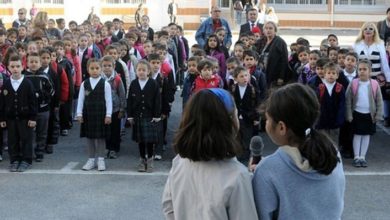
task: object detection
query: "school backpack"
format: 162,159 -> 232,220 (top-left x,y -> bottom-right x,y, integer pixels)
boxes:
351,78 -> 379,99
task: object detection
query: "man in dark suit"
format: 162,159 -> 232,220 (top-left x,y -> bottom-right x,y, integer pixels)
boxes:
239,8 -> 263,38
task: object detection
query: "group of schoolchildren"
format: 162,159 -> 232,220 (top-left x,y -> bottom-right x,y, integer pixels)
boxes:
0,14 -> 183,173
0,11 -> 385,173
288,34 -> 384,168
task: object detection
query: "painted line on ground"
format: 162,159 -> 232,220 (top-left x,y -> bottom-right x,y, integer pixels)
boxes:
0,169 -> 169,176
0,168 -> 390,176
60,162 -> 79,171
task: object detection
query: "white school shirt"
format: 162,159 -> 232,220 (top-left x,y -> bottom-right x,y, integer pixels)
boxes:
238,84 -> 247,99
78,47 -> 87,64
138,78 -> 148,90
355,80 -> 370,113
76,76 -> 113,118
10,75 -> 24,91
324,81 -> 336,96
343,69 -> 357,83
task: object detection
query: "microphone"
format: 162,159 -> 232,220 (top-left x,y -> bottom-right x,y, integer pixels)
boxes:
250,136 -> 264,165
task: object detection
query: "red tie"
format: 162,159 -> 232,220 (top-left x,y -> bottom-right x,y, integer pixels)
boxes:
251,23 -> 255,31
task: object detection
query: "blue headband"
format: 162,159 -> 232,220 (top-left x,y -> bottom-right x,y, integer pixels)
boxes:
208,88 -> 235,114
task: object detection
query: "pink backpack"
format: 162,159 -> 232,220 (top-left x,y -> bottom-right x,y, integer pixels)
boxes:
351,78 -> 379,99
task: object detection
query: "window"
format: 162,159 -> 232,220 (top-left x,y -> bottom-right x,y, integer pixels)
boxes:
334,0 -> 376,4
104,0 -> 146,3
267,0 -> 325,4
0,0 -> 12,3
32,0 -> 63,3
219,0 -> 230,8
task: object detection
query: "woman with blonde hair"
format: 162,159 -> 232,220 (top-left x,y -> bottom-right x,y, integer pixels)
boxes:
32,11 -> 49,38
353,22 -> 390,80
353,22 -> 390,129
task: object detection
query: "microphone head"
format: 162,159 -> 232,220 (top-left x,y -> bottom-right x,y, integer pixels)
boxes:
250,136 -> 264,157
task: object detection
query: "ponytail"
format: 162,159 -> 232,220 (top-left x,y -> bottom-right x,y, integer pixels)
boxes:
299,129 -> 339,175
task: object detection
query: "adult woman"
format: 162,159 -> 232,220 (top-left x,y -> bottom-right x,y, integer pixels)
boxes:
162,88 -> 258,220
257,21 -> 290,87
353,22 -> 390,128
32,11 -> 49,38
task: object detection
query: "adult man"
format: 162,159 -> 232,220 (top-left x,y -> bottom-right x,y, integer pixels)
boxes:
195,6 -> 232,49
168,0 -> 178,24
12,8 -> 29,28
377,7 -> 390,42
239,7 -> 263,37
113,18 -> 124,40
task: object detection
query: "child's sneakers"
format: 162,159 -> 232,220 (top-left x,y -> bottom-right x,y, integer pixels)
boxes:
17,161 -> 31,172
97,158 -> 106,171
146,157 -> 154,173
137,158 -> 146,172
352,158 -> 361,167
82,158 -> 96,171
9,161 -> 19,172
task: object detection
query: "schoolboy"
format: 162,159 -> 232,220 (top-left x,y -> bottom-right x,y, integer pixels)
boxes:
308,57 -> 330,90
339,51 -> 359,158
40,48 -> 61,154
298,50 -> 321,84
337,48 -> 349,69
182,56 -> 200,108
105,44 -> 129,94
0,29 -> 10,57
230,65 -> 260,161
6,28 -> 18,45
101,55 -> 126,159
24,52 -> 54,162
225,56 -> 241,89
149,53 -> 174,160
53,40 -> 74,136
316,62 -> 345,145
153,42 -> 176,95
17,25 -> 29,43
243,50 -> 267,101
0,55 -> 37,172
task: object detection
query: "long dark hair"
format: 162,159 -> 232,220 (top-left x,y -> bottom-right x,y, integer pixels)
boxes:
173,89 -> 241,161
204,34 -> 222,54
266,83 -> 339,175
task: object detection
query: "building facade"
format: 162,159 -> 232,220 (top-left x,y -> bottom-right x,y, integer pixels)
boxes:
0,0 -> 388,30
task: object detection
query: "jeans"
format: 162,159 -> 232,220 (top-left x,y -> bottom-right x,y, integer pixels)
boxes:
235,11 -> 243,25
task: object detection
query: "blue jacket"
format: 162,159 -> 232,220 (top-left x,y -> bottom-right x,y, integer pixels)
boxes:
195,18 -> 232,48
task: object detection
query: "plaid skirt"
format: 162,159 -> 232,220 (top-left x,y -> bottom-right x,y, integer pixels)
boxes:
132,118 -> 162,143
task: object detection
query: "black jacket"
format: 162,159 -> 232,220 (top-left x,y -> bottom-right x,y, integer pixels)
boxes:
127,78 -> 161,119
0,77 -> 37,121
239,22 -> 263,37
259,36 -> 290,85
23,70 -> 54,112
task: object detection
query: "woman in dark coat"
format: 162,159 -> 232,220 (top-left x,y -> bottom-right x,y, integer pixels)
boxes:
256,21 -> 290,87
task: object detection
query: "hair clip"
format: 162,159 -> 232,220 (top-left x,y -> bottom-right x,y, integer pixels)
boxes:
305,128 -> 311,137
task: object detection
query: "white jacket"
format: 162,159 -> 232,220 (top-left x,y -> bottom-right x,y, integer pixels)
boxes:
162,155 -> 258,220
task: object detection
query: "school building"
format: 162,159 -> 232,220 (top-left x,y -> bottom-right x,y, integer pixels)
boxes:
0,0 -> 388,30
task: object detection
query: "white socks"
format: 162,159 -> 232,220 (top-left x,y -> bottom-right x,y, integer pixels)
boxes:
353,135 -> 370,160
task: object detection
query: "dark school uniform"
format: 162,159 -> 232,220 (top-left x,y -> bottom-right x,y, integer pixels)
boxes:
0,76 -> 37,164
127,78 -> 161,144
80,78 -> 110,139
